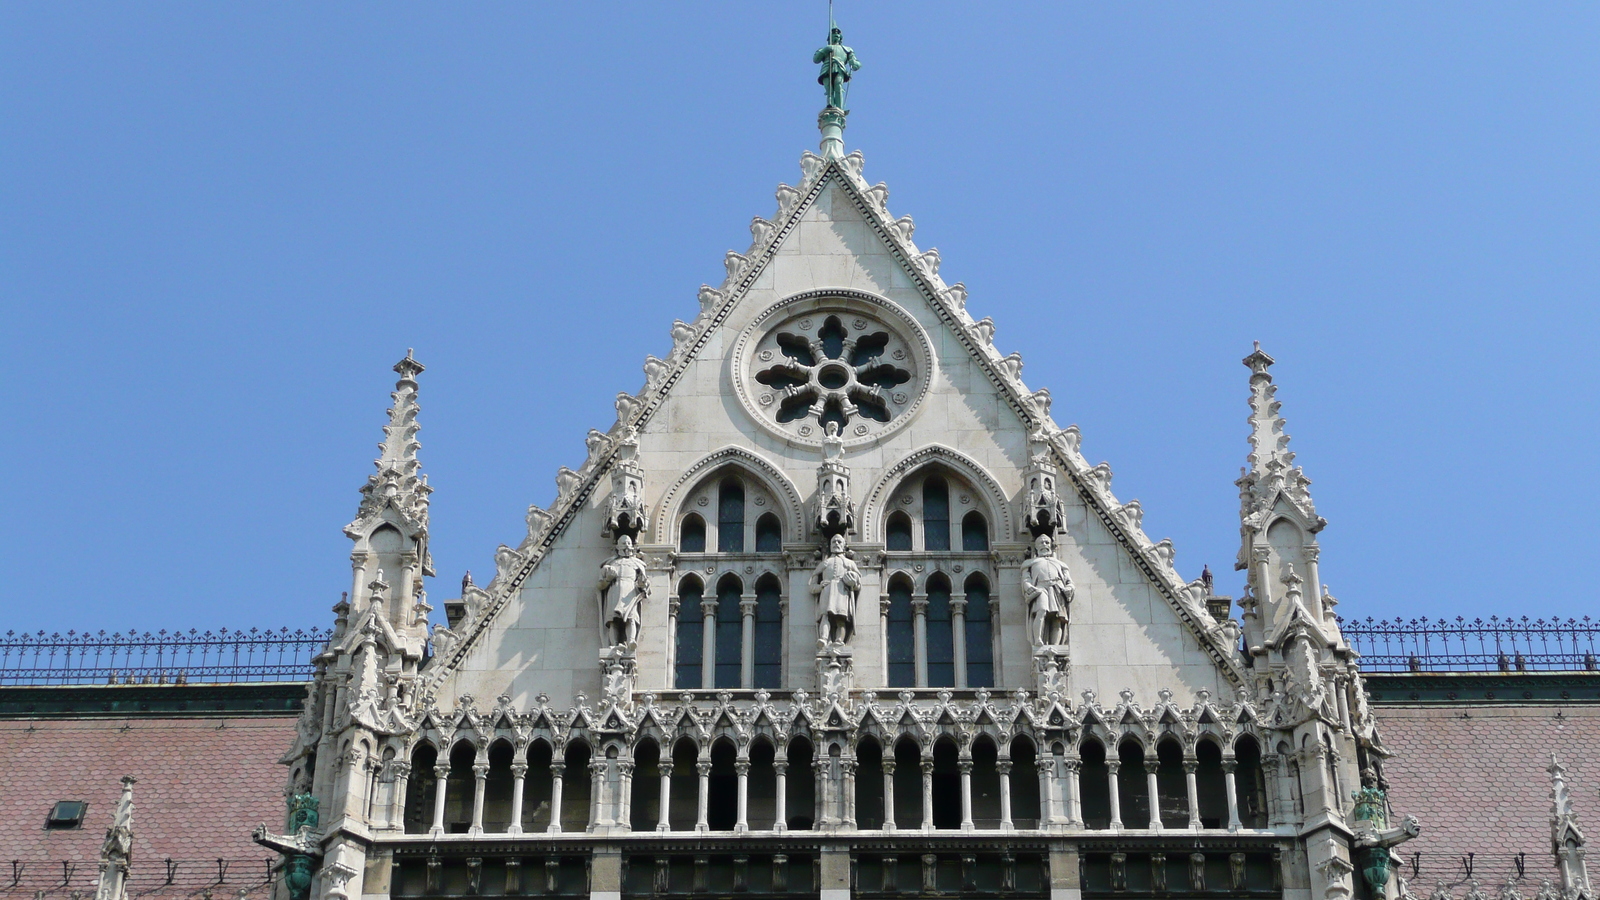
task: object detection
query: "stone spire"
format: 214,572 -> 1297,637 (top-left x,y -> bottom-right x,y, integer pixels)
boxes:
1234,343 -> 1334,650
358,350 -> 431,531
1550,754 -> 1592,898
94,777 -> 135,900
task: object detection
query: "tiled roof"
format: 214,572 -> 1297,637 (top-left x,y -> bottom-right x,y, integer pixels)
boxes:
1375,704 -> 1600,886
0,715 -> 296,897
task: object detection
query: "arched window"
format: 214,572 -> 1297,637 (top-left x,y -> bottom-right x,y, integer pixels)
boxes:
630,740 -> 661,832
718,479 -> 745,552
445,740 -> 475,832
522,741 -> 554,833
403,743 -> 437,833
922,476 -> 950,551
1195,739 -> 1227,829
969,737 -> 1002,828
675,577 -> 704,690
1235,736 -> 1268,829
786,738 -> 816,831
961,511 -> 989,551
707,740 -> 738,831
854,738 -> 885,830
886,577 -> 915,687
562,743 -> 592,832
1155,738 -> 1188,829
680,514 -> 706,553
926,574 -> 954,687
1078,740 -> 1111,829
755,513 -> 782,552
715,575 -> 743,688
963,573 -> 994,688
1117,741 -> 1148,828
1009,738 -> 1041,828
753,575 -> 782,689
931,738 -> 961,829
484,740 -> 515,832
885,511 -> 913,551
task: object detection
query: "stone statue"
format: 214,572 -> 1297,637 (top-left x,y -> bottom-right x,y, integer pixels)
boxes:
1021,533 -> 1073,647
810,533 -> 861,645
813,27 -> 861,111
596,534 -> 650,648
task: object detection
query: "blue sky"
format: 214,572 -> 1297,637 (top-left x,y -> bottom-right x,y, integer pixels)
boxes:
3,3 -> 1596,635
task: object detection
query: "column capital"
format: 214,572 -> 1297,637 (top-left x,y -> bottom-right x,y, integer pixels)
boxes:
920,759 -> 936,775
881,760 -> 896,775
472,763 -> 490,779
772,762 -> 788,775
1062,759 -> 1080,773
510,763 -> 529,777
1143,760 -> 1160,775
696,761 -> 713,777
658,762 -> 674,777
1182,760 -> 1198,775
949,598 -> 968,615
734,761 -> 751,776
739,598 -> 759,615
549,763 -> 567,777
996,761 -> 1012,775
1221,759 -> 1238,774
1106,761 -> 1121,775
434,764 -> 452,779
957,760 -> 973,775
910,598 -> 930,614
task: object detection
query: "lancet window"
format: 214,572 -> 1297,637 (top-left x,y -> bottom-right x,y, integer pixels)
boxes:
672,471 -> 787,690
880,466 -> 998,688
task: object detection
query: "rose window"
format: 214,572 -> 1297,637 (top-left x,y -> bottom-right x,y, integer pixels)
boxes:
734,293 -> 932,447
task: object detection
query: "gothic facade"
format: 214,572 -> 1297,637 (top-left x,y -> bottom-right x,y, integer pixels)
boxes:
249,79 -> 1438,899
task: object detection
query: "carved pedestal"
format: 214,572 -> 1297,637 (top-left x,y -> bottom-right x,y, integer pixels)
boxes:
1032,646 -> 1070,699
599,646 -> 638,706
816,645 -> 854,697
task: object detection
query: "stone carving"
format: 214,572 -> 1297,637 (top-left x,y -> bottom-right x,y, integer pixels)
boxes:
724,251 -> 751,282
749,216 -> 775,249
968,317 -> 997,353
670,319 -> 697,354
597,535 -> 650,650
602,432 -> 648,539
94,777 -> 136,900
775,184 -> 801,218
1022,534 -> 1073,648
613,392 -> 640,423
697,285 -> 725,313
642,355 -> 668,390
863,182 -> 889,213
1022,447 -> 1066,536
914,249 -> 941,279
810,533 -> 861,647
814,422 -> 855,535
942,282 -> 968,313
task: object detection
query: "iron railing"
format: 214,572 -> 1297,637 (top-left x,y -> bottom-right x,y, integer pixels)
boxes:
1341,616 -> 1600,673
0,627 -> 331,686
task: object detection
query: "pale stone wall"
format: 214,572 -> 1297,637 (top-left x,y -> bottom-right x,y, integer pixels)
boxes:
443,178 -> 1228,710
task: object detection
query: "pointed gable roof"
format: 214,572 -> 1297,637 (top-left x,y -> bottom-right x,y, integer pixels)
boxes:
418,149 -> 1248,700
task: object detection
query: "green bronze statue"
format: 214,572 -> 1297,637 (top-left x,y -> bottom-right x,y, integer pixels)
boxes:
813,27 -> 861,111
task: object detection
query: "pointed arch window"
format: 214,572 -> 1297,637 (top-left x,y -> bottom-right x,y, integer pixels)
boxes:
922,476 -> 950,551
755,513 -> 782,553
675,577 -> 705,689
680,515 -> 706,553
717,480 -> 745,552
753,574 -> 783,689
886,577 -> 915,687
926,574 -> 955,687
886,511 -> 913,551
961,511 -> 989,551
714,575 -> 743,688
963,573 -> 993,688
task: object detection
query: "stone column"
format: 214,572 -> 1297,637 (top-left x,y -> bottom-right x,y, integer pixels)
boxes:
841,759 -> 858,829
701,604 -> 717,691
388,761 -> 411,832
656,761 -> 673,832
920,758 -> 935,831
469,761 -> 489,835
350,551 -> 371,614
1304,544 -> 1323,619
546,763 -> 565,834
619,759 -> 636,832
1222,760 -> 1241,832
430,763 -> 450,835
997,761 -> 1013,831
1184,760 -> 1201,830
958,759 -> 974,831
1064,758 -> 1083,827
1144,760 -> 1161,830
1037,755 -> 1055,827
950,597 -> 969,688
735,760 -> 750,833
695,761 -> 711,832
911,596 -> 930,687
882,760 -> 897,831
739,596 -> 757,689
1261,753 -> 1284,828
773,761 -> 788,832
508,762 -> 527,834
1106,761 -> 1123,829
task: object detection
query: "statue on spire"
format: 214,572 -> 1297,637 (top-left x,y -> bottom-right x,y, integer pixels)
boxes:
814,26 -> 861,112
